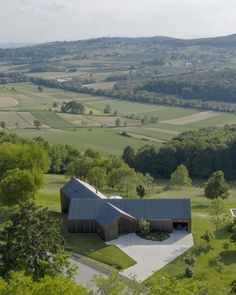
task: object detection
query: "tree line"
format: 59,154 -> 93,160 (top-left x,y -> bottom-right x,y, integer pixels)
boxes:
122,126 -> 236,179
139,68 -> 236,104
30,76 -> 236,114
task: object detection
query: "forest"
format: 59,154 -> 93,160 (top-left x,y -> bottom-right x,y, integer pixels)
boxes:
123,125 -> 236,179
140,68 -> 236,103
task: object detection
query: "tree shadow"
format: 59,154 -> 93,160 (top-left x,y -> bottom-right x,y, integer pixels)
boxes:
219,250 -> 236,265
214,228 -> 229,240
191,244 -> 210,256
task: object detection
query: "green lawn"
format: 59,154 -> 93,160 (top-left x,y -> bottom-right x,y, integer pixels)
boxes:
2,173 -> 236,289
145,185 -> 236,292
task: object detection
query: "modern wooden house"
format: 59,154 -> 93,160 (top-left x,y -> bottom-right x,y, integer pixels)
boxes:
61,178 -> 192,241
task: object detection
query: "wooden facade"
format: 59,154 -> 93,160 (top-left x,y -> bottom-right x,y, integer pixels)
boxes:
60,191 -> 70,213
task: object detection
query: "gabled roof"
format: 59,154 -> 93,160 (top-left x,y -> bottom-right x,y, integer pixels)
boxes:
108,199 -> 191,220
68,198 -> 191,222
96,203 -> 136,228
68,199 -> 106,220
61,178 -> 107,200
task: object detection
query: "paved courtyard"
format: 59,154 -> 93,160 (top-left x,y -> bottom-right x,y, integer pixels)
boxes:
106,231 -> 194,281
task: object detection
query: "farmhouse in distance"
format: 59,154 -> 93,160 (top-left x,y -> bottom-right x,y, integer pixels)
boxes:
61,178 -> 192,241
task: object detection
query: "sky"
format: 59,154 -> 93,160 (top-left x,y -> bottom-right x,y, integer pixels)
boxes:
1,0 -> 236,43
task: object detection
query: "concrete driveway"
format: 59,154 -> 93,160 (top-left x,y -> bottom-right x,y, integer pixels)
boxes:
70,256 -> 108,292
106,231 -> 194,281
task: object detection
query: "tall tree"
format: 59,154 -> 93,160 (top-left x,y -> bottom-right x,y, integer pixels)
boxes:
0,201 -> 70,279
87,167 -> 107,190
204,170 -> 229,199
0,168 -> 43,206
122,146 -> 135,168
136,184 -> 146,199
209,198 -> 226,230
170,164 -> 192,188
0,272 -> 88,295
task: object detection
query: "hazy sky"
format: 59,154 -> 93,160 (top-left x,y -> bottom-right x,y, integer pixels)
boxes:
1,0 -> 236,43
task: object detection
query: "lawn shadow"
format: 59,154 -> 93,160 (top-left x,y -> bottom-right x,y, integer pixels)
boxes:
50,211 -> 108,255
191,204 -> 209,211
219,250 -> 236,265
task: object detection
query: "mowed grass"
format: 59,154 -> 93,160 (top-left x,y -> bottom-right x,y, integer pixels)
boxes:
7,127 -> 155,155
145,184 -> 236,292
36,174 -> 136,270
0,174 -> 136,271
37,174 -> 236,287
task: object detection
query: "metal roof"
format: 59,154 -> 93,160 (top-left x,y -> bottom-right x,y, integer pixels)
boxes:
96,203 -> 136,228
61,178 -> 107,200
68,198 -> 191,223
68,199 -> 106,220
109,199 -> 191,220
230,209 -> 236,217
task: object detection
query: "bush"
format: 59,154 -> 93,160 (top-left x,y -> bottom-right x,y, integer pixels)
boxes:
137,219 -> 150,236
183,266 -> 193,278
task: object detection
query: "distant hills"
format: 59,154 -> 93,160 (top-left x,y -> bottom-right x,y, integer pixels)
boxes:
0,43 -> 37,49
164,33 -> 236,47
1,33 -> 236,50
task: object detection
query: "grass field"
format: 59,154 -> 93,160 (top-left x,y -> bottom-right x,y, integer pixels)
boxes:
8,127 -> 153,155
37,174 -> 236,291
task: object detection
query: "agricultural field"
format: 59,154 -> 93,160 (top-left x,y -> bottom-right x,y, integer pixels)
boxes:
1,82 -> 236,154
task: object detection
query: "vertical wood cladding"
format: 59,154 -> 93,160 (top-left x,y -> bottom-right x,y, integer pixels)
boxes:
118,218 -> 138,234
60,191 -> 70,213
68,220 -> 96,233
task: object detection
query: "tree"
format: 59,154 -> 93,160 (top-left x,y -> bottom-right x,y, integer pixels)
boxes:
201,231 -> 214,250
209,198 -> 226,230
113,110 -> 118,116
170,164 -> 192,188
0,201 -> 72,279
0,143 -> 50,178
87,167 -> 107,189
184,252 -> 196,267
136,184 -> 146,199
37,86 -> 43,92
0,121 -> 6,129
0,168 -> 43,206
209,256 -> 224,273
230,279 -> 236,294
61,101 -> 85,114
230,225 -> 236,243
204,170 -> 229,199
66,157 -> 94,180
115,118 -> 121,127
0,272 -> 88,295
137,219 -> 150,236
34,120 -> 42,129
183,266 -> 193,278
122,145 -> 135,167
93,273 -> 145,295
103,104 -> 111,114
